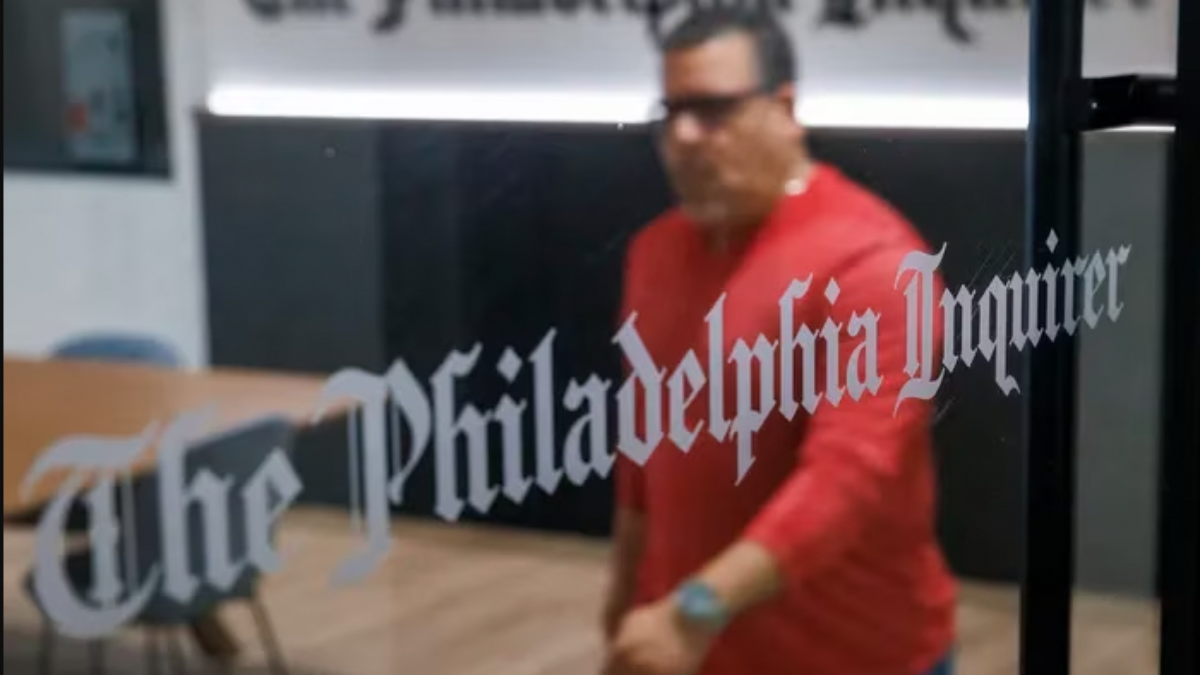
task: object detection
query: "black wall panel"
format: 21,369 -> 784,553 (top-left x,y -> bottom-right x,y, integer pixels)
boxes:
200,117 -> 388,375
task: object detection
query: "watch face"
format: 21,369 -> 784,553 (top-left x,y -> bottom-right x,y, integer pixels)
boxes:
676,582 -> 726,626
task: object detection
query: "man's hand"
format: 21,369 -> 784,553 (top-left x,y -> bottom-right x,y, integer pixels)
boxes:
604,507 -> 646,641
602,580 -> 635,641
602,598 -> 715,675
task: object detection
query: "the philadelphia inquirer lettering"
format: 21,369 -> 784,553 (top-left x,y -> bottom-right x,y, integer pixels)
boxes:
243,0 -> 1154,45
819,0 -> 1153,45
20,411 -> 302,639
23,233 -> 1131,637
242,0 -> 796,31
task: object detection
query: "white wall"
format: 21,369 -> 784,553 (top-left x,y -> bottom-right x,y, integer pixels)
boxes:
3,0 -> 209,367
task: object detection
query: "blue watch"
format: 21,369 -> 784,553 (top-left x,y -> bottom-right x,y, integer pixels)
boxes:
673,580 -> 730,630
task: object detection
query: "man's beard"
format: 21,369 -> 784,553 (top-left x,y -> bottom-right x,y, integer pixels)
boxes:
681,196 -> 731,228
674,169 -> 730,224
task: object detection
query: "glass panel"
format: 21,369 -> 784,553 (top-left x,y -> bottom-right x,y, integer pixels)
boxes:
1070,130 -> 1170,675
2,3 -> 1182,675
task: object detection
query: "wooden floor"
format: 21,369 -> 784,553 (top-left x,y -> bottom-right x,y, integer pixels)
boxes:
3,508 -> 1159,675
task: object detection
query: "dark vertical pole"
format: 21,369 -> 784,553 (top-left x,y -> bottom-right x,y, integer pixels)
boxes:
1022,1 -> 1085,674
1158,1 -> 1199,674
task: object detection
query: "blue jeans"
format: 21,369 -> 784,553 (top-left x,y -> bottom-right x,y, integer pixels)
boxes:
926,655 -> 953,675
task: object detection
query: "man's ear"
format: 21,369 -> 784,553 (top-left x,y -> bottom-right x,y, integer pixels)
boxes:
772,83 -> 802,138
773,83 -> 797,117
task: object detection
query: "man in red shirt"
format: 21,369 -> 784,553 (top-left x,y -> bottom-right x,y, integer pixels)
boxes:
602,8 -> 957,675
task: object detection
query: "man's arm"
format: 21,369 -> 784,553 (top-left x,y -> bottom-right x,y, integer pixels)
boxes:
605,457 -> 648,639
691,245 -> 941,617
606,232 -> 650,639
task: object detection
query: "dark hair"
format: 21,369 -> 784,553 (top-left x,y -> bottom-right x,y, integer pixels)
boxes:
657,7 -> 797,91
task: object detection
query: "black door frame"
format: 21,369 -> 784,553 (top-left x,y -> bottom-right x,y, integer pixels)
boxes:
1022,2 -> 1197,674
1021,2 -> 1085,672
1155,2 -> 1197,674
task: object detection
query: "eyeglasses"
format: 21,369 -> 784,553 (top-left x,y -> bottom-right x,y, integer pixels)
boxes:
652,88 -> 769,133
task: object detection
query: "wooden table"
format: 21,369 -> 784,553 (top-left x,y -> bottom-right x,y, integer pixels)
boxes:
3,355 -> 339,661
4,356 -> 335,514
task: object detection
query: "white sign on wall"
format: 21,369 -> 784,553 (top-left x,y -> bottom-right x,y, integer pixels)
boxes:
204,0 -> 1178,126
61,9 -> 138,164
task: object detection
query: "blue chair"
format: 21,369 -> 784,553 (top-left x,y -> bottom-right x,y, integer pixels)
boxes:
24,416 -> 296,675
52,333 -> 183,369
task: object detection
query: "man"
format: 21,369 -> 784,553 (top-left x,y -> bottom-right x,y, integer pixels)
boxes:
602,8 -> 956,675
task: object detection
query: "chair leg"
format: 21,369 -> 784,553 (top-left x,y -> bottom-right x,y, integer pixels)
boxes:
166,629 -> 189,675
38,620 -> 55,675
90,640 -> 105,675
145,630 -> 163,675
249,595 -> 288,675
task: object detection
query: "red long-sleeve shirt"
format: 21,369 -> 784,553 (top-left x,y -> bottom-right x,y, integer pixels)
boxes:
616,163 -> 957,675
